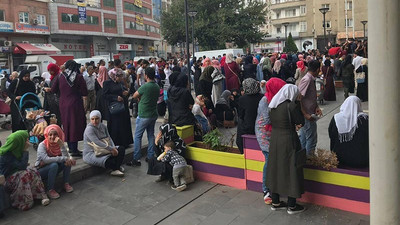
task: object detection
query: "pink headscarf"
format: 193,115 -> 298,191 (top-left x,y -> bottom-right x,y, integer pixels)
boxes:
296,61 -> 306,72
211,60 -> 221,70
281,54 -> 287,60
298,54 -> 304,61
202,57 -> 211,67
43,124 -> 65,157
97,66 -> 108,88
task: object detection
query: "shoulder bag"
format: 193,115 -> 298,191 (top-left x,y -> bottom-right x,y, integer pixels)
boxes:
223,111 -> 235,128
109,101 -> 125,115
5,78 -> 19,105
287,103 -> 306,168
355,66 -> 365,84
87,137 -> 112,157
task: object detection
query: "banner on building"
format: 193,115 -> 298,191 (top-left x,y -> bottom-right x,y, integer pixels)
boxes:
15,23 -> 50,34
117,44 -> 132,51
135,14 -> 144,25
0,22 -> 13,32
134,0 -> 142,8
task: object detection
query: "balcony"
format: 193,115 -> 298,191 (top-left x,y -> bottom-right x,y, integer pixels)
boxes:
51,0 -> 101,8
271,0 -> 305,10
271,16 -> 306,25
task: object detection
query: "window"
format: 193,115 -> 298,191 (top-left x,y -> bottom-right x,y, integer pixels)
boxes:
300,6 -> 306,15
103,0 -> 115,7
104,18 -> 116,27
61,13 -> 99,25
321,4 -> 330,11
124,2 -> 151,15
345,18 -> 353,27
85,16 -> 99,25
276,12 -> 280,19
346,1 -> 352,10
285,9 -> 296,17
300,21 -> 307,32
323,21 -> 331,28
37,15 -> 46,25
0,10 -> 4,21
19,12 -> 29,24
277,27 -> 281,33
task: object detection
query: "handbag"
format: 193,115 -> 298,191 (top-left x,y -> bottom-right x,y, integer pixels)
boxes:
223,111 -> 235,128
286,103 -> 306,168
109,101 -> 125,115
5,78 -> 19,106
355,67 -> 365,83
87,137 -> 112,157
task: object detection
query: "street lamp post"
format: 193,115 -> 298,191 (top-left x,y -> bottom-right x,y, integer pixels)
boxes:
106,37 -> 113,61
319,7 -> 329,50
188,10 -> 197,61
327,28 -> 332,45
155,44 -> 159,57
282,22 -> 289,49
184,0 -> 190,80
276,36 -> 281,52
361,20 -> 368,40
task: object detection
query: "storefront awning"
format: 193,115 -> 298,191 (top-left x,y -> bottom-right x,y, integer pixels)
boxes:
13,43 -> 61,55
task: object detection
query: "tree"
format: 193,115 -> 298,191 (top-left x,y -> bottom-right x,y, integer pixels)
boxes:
161,0 -> 267,50
283,32 -> 298,53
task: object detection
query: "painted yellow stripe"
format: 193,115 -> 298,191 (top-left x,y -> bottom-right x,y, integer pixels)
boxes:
187,145 -> 245,169
175,125 -> 194,139
246,159 -> 264,172
304,168 -> 370,190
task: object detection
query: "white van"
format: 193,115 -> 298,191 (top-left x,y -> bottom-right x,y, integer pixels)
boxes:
74,56 -> 110,68
194,49 -> 244,59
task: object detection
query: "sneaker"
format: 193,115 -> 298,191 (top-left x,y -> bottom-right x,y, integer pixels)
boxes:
47,190 -> 60,199
287,204 -> 306,215
119,166 -> 125,172
155,175 -> 166,182
263,192 -> 272,205
171,184 -> 187,192
126,160 -> 141,167
110,170 -> 124,177
64,183 -> 74,193
41,198 -> 50,206
271,201 -> 288,211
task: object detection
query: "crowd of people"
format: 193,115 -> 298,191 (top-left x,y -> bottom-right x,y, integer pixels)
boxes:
0,39 -> 370,216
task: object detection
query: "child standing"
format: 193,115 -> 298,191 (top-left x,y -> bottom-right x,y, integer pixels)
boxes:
157,141 -> 188,191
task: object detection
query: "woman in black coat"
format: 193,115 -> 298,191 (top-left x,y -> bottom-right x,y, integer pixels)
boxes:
198,66 -> 214,103
243,55 -> 257,80
7,70 -> 36,132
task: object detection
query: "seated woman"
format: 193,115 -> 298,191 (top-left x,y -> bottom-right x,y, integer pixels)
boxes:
192,95 -> 211,134
83,110 -> 126,177
329,96 -> 369,168
0,131 -> 50,211
147,124 -> 187,183
214,90 -> 236,125
35,124 -> 76,199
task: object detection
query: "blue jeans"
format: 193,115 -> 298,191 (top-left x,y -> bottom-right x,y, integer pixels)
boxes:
133,116 -> 157,161
262,151 -> 270,193
39,162 -> 71,191
299,119 -> 317,155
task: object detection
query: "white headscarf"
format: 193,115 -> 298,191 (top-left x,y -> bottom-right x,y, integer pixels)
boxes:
225,53 -> 234,64
89,110 -> 102,127
268,84 -> 299,109
352,56 -> 363,71
334,96 -> 368,143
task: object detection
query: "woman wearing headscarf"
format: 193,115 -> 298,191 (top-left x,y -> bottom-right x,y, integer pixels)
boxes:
43,63 -> 62,126
0,130 -> 50,210
201,57 -> 211,72
147,123 -> 187,182
211,60 -> 225,106
322,59 -> 336,101
7,70 -> 36,132
255,78 -> 286,204
167,73 -> 196,126
329,96 -> 368,168
215,90 -> 235,125
223,53 -> 241,91
356,58 -> 368,102
261,57 -> 273,81
103,68 -> 133,148
35,124 -> 75,199
51,60 -> 88,157
192,95 -> 210,134
339,55 -> 355,99
243,55 -> 257,80
199,66 -> 214,102
272,60 -> 284,80
95,64 -> 108,119
294,61 -> 308,86
83,110 -> 126,177
267,84 -> 306,214
236,78 -> 263,153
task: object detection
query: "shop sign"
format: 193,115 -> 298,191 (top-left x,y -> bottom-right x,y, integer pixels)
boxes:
0,47 -> 10,53
62,44 -> 87,51
116,44 -> 132,51
135,14 -> 143,25
15,23 -> 50,34
137,45 -> 143,51
134,0 -> 142,8
0,22 -> 13,32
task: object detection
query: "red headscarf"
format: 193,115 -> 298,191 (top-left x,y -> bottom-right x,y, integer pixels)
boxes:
280,54 -> 287,60
264,78 -> 286,131
43,124 -> 65,157
47,63 -> 60,81
296,61 -> 306,72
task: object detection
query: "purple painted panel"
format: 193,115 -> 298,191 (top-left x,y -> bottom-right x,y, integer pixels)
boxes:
304,180 -> 370,203
246,180 -> 263,193
304,165 -> 369,177
242,135 -> 261,150
188,160 -> 245,179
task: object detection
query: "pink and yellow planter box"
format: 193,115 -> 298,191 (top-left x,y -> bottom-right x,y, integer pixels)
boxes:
242,134 -> 370,215
175,125 -> 194,144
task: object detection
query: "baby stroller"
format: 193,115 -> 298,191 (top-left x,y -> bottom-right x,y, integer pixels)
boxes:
19,92 -> 48,150
316,77 -> 325,105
